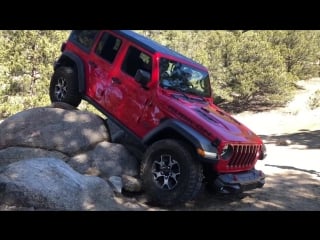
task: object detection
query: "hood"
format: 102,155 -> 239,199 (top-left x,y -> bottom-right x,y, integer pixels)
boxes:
168,95 -> 262,144
196,105 -> 261,143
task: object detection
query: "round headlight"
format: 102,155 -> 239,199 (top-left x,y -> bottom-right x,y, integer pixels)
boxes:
221,144 -> 233,160
259,143 -> 267,160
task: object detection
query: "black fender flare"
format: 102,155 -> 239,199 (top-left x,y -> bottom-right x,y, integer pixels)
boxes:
142,119 -> 218,162
54,51 -> 86,93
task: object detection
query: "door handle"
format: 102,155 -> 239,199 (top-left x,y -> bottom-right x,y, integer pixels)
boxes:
112,77 -> 121,84
88,61 -> 97,68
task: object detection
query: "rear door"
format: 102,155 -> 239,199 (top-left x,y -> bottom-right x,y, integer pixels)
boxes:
86,31 -> 125,114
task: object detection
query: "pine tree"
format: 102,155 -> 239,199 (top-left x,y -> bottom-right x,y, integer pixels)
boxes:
0,30 -> 69,118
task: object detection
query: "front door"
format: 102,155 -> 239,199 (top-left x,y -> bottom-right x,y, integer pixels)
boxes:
111,45 -> 154,137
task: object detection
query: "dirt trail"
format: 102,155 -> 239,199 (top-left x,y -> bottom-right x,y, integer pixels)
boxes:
235,78 -> 320,135
234,78 -> 320,176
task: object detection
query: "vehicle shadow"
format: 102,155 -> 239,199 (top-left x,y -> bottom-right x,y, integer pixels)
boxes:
259,129 -> 320,149
175,171 -> 320,211
265,164 -> 320,177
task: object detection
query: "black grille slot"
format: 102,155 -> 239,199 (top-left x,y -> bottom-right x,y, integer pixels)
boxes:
227,144 -> 260,168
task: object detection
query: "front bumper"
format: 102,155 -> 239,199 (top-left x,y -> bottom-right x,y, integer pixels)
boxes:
213,169 -> 265,194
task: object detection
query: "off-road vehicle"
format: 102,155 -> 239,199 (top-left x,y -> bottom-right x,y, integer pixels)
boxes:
49,30 -> 267,206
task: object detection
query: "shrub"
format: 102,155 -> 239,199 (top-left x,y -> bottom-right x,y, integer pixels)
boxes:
308,89 -> 320,110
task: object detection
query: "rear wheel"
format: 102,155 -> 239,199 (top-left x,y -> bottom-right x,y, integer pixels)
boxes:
49,67 -> 81,107
140,139 -> 203,207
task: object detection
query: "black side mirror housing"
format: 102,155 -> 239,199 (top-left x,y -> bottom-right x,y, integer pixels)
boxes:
135,69 -> 151,88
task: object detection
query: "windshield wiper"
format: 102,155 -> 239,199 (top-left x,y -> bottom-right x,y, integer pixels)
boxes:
169,86 -> 206,103
184,89 -> 207,102
168,85 -> 192,100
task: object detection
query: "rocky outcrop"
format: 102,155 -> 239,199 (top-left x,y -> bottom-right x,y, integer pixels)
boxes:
0,105 -> 143,210
0,107 -> 109,155
69,141 -> 138,178
0,158 -> 124,210
0,147 -> 68,168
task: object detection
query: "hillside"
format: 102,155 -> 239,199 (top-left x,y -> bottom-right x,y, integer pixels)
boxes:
234,77 -> 320,135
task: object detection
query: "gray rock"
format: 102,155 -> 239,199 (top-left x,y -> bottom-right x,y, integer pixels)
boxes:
276,138 -> 292,146
0,107 -> 143,210
0,147 -> 68,168
0,158 -> 124,210
48,102 -> 79,110
0,107 -> 109,155
69,141 -> 139,179
122,175 -> 142,193
108,176 -> 123,193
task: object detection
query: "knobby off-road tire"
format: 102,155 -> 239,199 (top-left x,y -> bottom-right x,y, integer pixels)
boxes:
49,67 -> 81,107
140,139 -> 203,207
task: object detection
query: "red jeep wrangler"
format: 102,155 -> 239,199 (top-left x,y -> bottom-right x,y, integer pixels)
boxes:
49,30 -> 267,206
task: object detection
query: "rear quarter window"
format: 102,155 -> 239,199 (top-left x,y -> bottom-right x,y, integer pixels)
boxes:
69,30 -> 99,51
95,32 -> 122,63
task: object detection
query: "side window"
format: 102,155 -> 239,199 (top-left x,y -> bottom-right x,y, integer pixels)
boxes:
95,32 -> 122,63
121,46 -> 152,78
69,30 -> 99,50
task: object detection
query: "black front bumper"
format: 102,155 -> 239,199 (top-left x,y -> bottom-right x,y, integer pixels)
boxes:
213,169 -> 265,194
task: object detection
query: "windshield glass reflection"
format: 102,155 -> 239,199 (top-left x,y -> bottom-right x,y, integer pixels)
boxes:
159,58 -> 211,98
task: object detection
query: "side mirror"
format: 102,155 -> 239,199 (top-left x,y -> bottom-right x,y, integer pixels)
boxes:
135,69 -> 151,88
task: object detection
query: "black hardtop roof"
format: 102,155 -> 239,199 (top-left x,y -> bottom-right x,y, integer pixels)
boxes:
113,30 -> 205,69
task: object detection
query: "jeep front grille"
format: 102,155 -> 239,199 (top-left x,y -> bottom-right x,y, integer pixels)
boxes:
227,144 -> 261,169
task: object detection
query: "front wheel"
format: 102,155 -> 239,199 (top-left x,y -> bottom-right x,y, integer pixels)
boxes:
140,139 -> 203,207
49,67 -> 81,107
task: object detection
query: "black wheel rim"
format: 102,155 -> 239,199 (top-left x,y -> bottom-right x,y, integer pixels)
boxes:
151,154 -> 181,190
54,77 -> 67,101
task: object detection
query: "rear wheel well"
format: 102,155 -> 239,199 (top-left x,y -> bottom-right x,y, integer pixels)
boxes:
55,54 -> 86,93
56,56 -> 77,70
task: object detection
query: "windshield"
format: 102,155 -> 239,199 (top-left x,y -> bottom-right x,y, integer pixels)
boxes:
159,58 -> 211,98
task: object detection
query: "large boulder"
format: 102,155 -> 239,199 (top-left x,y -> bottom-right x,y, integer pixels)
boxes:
0,158 -> 124,210
0,147 -> 68,168
0,106 -> 140,183
69,141 -> 139,178
0,107 -> 109,155
0,106 -> 143,210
